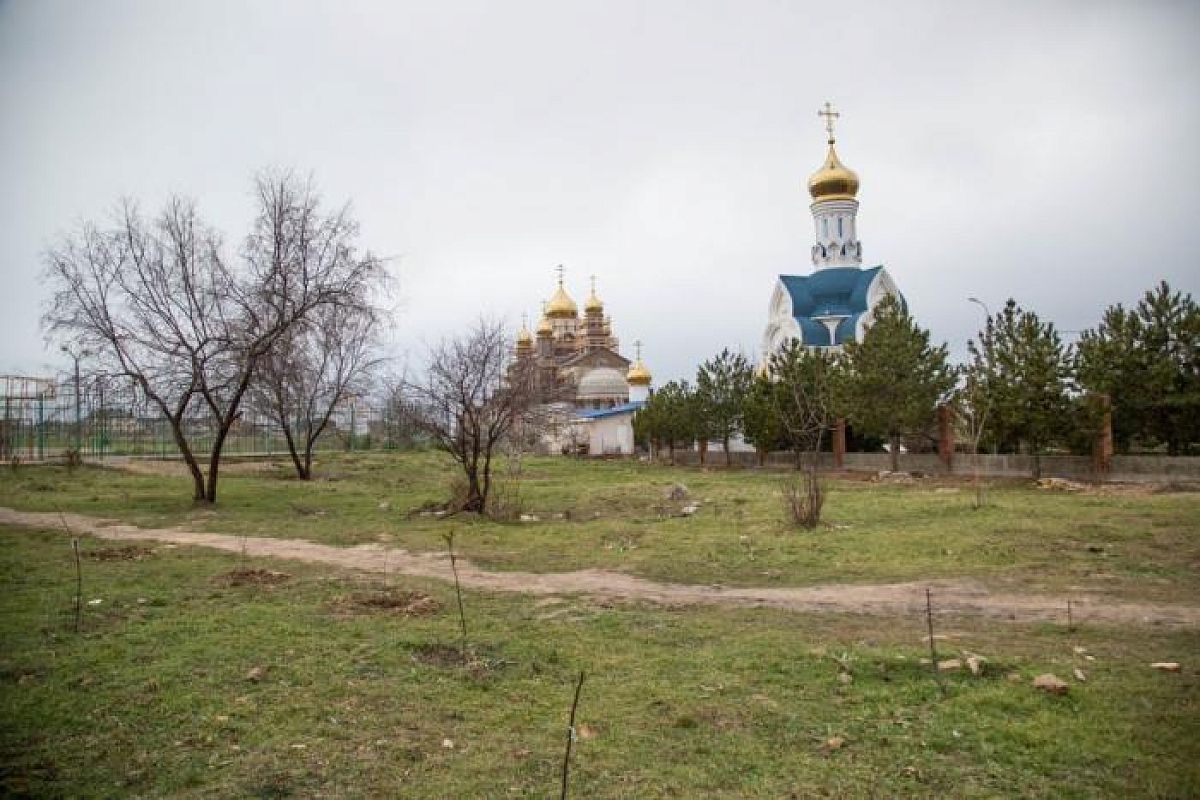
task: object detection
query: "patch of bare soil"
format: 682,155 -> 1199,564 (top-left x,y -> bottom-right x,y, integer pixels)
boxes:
4,506 -> 1200,629
332,588 -> 440,616
85,545 -> 156,562
409,643 -> 508,680
219,567 -> 291,586
410,642 -> 466,668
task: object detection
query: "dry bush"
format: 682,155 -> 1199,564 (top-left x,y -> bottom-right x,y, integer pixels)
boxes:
781,466 -> 824,529
63,447 -> 83,472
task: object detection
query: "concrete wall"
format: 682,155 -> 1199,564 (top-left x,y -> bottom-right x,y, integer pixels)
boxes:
651,449 -> 1200,483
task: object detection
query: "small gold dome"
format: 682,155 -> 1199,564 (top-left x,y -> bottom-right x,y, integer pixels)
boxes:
546,282 -> 578,318
626,359 -> 652,387
807,142 -> 859,202
585,276 -> 603,313
516,324 -> 532,347
536,314 -> 552,336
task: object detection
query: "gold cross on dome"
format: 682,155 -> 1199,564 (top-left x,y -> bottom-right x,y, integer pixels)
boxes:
590,274 -> 597,294
555,264 -> 565,285
633,339 -> 643,360
818,101 -> 839,143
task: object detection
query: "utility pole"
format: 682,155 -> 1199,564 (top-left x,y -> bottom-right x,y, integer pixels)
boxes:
61,345 -> 89,453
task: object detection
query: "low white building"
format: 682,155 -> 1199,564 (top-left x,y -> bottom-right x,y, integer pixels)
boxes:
574,401 -> 644,455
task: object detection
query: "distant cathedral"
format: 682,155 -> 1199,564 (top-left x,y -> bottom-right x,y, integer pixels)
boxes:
513,268 -> 652,409
761,103 -> 903,359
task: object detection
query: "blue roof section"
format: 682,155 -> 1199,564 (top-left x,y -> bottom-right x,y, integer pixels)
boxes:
576,401 -> 645,420
779,266 -> 904,346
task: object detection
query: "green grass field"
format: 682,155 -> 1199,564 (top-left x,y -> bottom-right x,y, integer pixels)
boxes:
1,452 -> 1197,602
1,454 -> 1198,797
2,527 -> 1198,798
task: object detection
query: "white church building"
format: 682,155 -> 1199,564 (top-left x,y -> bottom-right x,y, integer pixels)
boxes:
761,103 -> 903,359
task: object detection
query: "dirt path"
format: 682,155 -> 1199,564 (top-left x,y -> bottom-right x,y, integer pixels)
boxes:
4,507 -> 1198,628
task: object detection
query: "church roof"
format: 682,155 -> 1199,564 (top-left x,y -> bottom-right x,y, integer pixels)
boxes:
560,347 -> 630,369
575,401 -> 646,420
779,266 -> 905,346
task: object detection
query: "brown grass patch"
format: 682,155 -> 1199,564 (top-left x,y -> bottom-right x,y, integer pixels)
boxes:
219,568 -> 292,586
331,588 -> 441,617
408,642 -> 508,679
85,545 -> 156,562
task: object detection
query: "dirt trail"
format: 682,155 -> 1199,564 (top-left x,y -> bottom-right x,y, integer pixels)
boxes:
4,507 -> 1198,628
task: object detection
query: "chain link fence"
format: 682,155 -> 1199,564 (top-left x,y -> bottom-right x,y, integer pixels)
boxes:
0,375 -> 418,462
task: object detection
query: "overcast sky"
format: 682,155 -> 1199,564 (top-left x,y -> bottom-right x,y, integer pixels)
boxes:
2,0 -> 1198,385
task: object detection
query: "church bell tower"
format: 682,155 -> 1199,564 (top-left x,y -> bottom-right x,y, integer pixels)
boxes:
807,102 -> 863,269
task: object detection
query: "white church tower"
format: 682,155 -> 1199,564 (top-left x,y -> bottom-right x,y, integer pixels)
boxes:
808,102 -> 863,269
760,103 -> 903,358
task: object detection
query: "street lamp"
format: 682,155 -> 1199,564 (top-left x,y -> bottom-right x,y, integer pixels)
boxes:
967,296 -> 991,320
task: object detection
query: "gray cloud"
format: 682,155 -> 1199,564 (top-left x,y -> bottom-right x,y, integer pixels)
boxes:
2,0 -> 1197,383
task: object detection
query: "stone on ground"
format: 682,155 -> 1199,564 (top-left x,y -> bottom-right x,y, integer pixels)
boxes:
1033,673 -> 1069,694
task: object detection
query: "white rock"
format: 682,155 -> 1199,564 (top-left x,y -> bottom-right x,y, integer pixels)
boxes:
1033,673 -> 1069,695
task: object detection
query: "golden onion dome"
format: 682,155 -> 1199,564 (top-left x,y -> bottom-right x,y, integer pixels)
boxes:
516,322 -> 533,347
546,282 -> 578,318
536,313 -> 552,337
807,141 -> 859,202
585,276 -> 603,313
626,359 -> 652,387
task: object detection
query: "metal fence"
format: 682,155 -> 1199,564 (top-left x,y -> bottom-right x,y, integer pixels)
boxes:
0,374 -> 415,462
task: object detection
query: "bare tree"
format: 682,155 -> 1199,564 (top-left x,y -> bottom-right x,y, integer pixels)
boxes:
956,371 -> 990,509
402,319 -> 553,514
42,170 -> 382,504
250,298 -> 382,479
768,340 -> 839,527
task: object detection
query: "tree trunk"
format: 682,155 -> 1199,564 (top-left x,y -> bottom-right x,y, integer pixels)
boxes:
668,442 -> 675,465
462,465 -> 485,513
481,453 -> 493,513
889,435 -> 900,473
205,433 -> 226,504
698,438 -> 707,466
724,438 -> 732,467
1032,447 -> 1042,481
757,445 -> 766,467
282,423 -> 308,480
169,418 -> 207,504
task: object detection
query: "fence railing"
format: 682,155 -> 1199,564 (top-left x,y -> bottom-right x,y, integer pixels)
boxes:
0,377 -> 414,461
